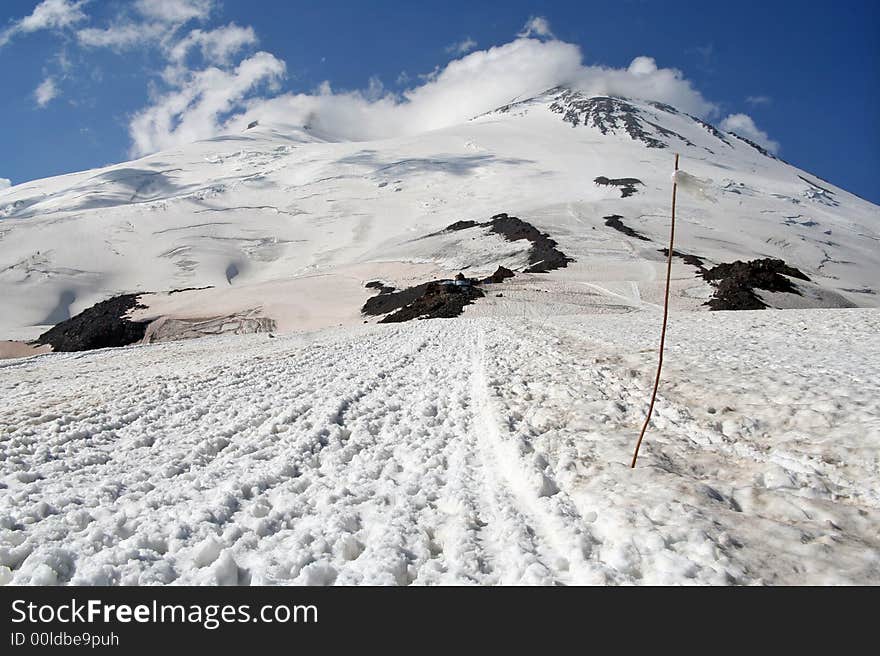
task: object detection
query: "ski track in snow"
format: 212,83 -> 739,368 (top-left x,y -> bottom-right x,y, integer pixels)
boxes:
1,309 -> 878,585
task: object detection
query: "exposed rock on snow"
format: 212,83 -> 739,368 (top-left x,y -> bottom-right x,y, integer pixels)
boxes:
1,84 -> 878,588
0,86 -> 877,342
702,258 -> 810,311
440,213 -> 572,274
483,265 -> 515,284
549,91 -> 694,149
33,294 -> 150,352
379,278 -> 485,323
729,132 -> 778,159
363,267 -> 514,323
659,248 -> 708,273
364,281 -> 396,295
487,214 -> 573,273
604,215 -> 651,242
594,176 -> 644,198
362,282 -> 433,318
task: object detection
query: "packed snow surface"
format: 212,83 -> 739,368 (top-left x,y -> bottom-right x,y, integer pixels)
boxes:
2,309 -> 878,585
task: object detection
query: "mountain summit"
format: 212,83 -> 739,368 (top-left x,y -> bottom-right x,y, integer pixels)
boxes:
1,91 -> 879,589
0,87 -> 877,346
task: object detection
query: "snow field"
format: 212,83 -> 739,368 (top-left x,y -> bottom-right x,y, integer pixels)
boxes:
1,309 -> 877,585
2,91 -> 879,342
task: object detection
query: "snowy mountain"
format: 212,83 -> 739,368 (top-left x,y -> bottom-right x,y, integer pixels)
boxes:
2,308 -> 879,585
2,87 -> 880,586
1,86 -> 878,347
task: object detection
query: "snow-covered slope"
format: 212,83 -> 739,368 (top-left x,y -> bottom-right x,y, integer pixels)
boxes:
1,88 -> 878,341
2,88 -> 879,587
2,310 -> 878,585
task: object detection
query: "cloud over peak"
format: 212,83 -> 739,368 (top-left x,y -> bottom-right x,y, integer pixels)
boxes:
194,38 -> 720,154
2,2 -> 778,159
721,113 -> 780,153
129,51 -> 286,156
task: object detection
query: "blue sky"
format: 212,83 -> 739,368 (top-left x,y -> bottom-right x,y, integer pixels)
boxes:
1,0 -> 878,203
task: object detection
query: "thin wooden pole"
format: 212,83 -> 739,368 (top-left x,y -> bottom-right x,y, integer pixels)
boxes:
631,153 -> 679,469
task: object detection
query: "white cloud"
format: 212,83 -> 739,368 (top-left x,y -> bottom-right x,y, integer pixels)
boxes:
20,0 -> 86,30
0,0 -> 87,47
517,16 -> 554,39
745,95 -> 772,106
133,0 -> 215,23
0,178 -> 11,190
17,1 -> 728,161
203,39 -> 717,149
628,56 -> 658,76
78,22 -> 170,50
128,51 -> 286,156
34,77 -> 59,107
445,37 -> 477,55
220,38 -> 585,142
579,56 -> 716,117
168,23 -> 257,64
720,113 -> 780,153
77,0 -> 217,51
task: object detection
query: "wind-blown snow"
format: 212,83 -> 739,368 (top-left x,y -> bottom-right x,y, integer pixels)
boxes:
1,309 -> 878,585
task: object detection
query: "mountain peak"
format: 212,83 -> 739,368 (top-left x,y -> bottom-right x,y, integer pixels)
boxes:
476,86 -> 781,159
547,91 -> 673,149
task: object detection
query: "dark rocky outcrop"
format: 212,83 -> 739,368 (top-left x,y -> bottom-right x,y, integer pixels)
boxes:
365,280 -> 396,294
33,294 -> 150,352
483,214 -> 572,273
594,176 -> 643,198
729,132 -> 777,159
654,249 -> 811,311
659,248 -> 707,272
549,93 -> 668,149
363,266 -> 516,323
483,266 -> 515,284
168,285 -> 214,295
445,220 -> 478,232
426,214 -> 572,274
547,91 -> 699,149
360,213 -> 569,324
378,279 -> 484,323
362,283 -> 431,317
701,259 -> 810,311
691,116 -> 732,146
604,215 -> 650,241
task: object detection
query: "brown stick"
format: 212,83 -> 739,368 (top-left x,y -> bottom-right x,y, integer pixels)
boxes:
631,153 -> 679,469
